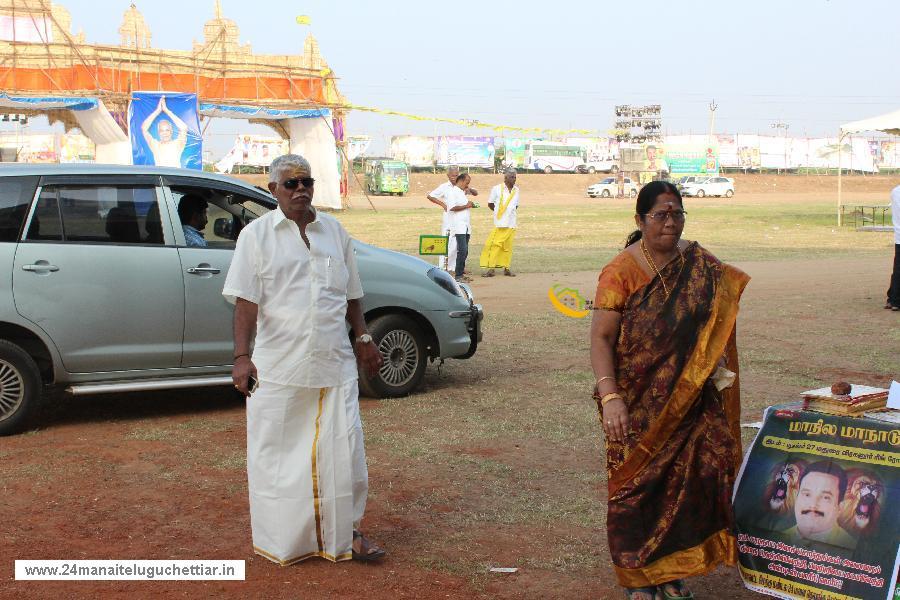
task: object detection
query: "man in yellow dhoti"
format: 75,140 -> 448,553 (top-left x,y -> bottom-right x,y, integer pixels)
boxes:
224,154 -> 386,565
480,168 -> 520,277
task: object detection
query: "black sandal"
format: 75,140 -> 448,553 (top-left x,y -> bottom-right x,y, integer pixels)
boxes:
352,530 -> 386,562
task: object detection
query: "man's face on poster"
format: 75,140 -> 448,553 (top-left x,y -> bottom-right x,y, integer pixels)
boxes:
158,120 -> 173,142
646,146 -> 657,161
795,472 -> 840,537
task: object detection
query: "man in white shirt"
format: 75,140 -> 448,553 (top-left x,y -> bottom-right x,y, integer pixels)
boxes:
886,184 -> 900,311
426,166 -> 478,274
480,168 -> 520,277
446,172 -> 476,282
223,154 -> 386,565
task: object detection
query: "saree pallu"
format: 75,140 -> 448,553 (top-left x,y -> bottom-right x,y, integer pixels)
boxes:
604,243 -> 750,587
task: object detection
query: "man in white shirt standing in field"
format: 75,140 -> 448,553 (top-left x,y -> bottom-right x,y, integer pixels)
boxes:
426,165 -> 478,275
223,154 -> 386,565
480,168 -> 520,277
445,172 -> 477,282
886,184 -> 900,311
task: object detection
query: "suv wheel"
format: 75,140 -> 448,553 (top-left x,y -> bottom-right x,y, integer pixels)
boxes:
359,314 -> 427,398
697,189 -> 706,198
629,188 -> 638,197
0,340 -> 42,436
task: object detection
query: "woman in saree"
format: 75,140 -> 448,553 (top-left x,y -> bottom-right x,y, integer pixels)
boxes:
590,181 -> 750,600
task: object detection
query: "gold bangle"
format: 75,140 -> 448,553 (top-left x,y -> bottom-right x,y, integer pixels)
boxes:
600,392 -> 623,406
596,376 -> 615,385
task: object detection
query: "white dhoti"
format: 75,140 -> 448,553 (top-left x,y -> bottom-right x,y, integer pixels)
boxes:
246,379 -> 368,565
438,229 -> 458,272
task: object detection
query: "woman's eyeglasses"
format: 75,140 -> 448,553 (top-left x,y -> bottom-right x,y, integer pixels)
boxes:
282,177 -> 315,189
646,209 -> 687,222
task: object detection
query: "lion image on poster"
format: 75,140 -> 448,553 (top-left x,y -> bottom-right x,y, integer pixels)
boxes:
763,460 -> 806,515
838,468 -> 884,537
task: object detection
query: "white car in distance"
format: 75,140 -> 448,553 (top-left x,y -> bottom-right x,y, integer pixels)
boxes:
587,177 -> 639,198
681,176 -> 734,198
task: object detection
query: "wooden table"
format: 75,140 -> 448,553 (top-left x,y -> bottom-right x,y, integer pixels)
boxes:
841,204 -> 891,228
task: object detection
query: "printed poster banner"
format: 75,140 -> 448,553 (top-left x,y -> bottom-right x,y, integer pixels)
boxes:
418,235 -> 448,256
666,143 -> 718,177
732,407 -> 900,600
435,136 -> 495,168
879,142 -> 900,169
390,135 -> 434,167
129,91 -> 201,169
502,138 -> 531,169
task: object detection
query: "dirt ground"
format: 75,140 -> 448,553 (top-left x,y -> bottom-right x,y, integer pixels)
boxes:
2,176 -> 898,599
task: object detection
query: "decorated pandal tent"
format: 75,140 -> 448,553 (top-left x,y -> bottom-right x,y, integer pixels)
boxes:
0,0 -> 349,207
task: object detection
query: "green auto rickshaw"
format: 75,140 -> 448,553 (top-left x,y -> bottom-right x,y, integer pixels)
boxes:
364,159 -> 410,196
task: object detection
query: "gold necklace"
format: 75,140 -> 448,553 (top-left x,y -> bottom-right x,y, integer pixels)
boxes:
640,239 -> 684,300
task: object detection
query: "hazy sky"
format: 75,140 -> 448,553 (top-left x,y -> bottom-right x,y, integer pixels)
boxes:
19,0 -> 900,157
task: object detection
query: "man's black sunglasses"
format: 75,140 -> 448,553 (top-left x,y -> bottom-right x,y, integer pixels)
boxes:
282,177 -> 315,189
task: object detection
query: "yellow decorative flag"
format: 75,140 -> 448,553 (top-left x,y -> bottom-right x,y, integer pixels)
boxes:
296,15 -> 311,25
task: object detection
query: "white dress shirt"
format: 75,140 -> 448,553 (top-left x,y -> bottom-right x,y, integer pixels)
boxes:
445,186 -> 472,235
429,181 -> 454,232
488,183 -> 520,228
892,184 -> 900,244
222,207 -> 364,388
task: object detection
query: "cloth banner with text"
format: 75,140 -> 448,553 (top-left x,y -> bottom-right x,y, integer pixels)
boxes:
732,406 -> 900,600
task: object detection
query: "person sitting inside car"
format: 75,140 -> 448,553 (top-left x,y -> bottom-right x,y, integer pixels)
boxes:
178,194 -> 209,247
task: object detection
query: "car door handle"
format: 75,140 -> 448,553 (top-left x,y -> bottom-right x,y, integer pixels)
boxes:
22,263 -> 59,273
186,267 -> 221,275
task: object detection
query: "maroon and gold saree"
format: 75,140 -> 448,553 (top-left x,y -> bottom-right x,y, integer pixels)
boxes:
594,242 -> 750,587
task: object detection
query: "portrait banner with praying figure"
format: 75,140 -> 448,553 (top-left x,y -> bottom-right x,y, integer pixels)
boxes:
129,91 -> 202,170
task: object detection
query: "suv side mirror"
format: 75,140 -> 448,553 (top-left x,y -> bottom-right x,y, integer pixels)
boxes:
213,217 -> 233,239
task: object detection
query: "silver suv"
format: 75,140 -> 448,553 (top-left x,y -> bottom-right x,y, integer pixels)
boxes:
0,164 -> 482,435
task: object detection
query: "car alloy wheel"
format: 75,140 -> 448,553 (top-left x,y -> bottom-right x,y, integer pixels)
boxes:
0,340 -> 42,436
725,189 -> 734,197
378,329 -> 419,387
601,189 -> 611,198
0,359 -> 25,422
697,189 -> 706,198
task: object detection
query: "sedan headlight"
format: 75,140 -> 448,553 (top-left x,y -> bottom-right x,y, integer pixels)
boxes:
427,267 -> 462,297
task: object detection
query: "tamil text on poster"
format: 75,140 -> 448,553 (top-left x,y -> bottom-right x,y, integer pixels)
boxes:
733,407 -> 900,600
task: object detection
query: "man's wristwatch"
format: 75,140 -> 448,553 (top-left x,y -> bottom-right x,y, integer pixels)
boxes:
355,333 -> 373,344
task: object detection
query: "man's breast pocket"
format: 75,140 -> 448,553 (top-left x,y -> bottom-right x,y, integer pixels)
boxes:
317,255 -> 349,293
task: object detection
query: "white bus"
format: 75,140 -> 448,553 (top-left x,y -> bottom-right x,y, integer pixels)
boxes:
524,142 -> 584,173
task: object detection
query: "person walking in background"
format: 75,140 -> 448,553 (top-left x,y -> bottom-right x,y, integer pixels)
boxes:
480,168 -> 520,277
885,184 -> 900,311
426,166 -> 478,275
590,181 -> 749,600
446,173 -> 477,283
